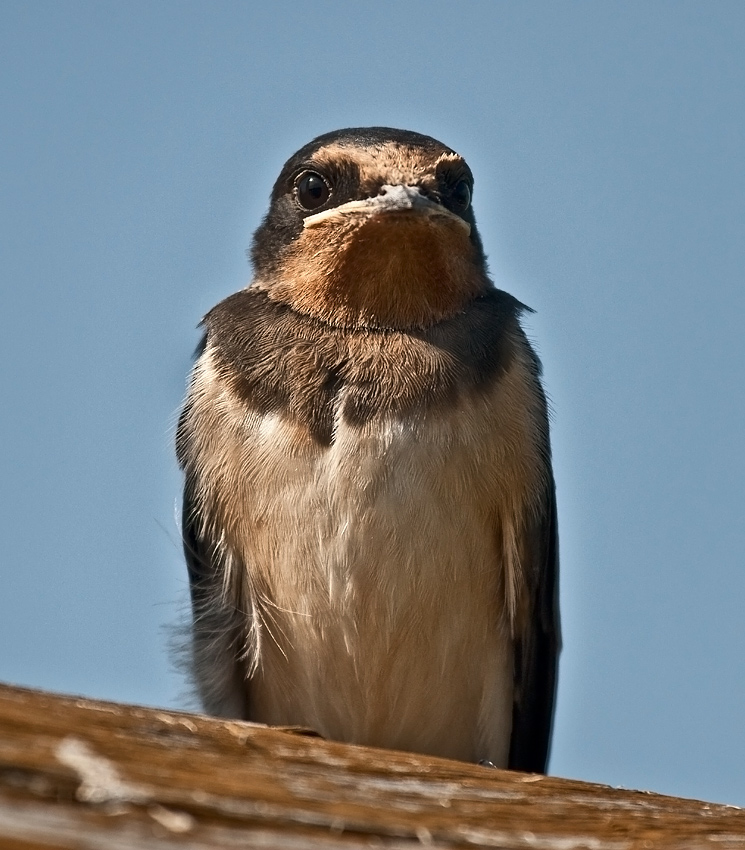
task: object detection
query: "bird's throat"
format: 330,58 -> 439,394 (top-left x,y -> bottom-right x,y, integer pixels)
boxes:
260,213 -> 487,330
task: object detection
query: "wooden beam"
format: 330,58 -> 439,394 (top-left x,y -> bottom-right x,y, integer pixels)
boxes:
0,682 -> 742,848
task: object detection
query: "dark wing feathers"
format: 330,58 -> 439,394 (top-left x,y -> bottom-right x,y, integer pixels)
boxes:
508,478 -> 561,773
181,479 -> 250,719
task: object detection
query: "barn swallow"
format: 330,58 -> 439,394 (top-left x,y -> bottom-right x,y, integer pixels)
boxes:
176,127 -> 560,772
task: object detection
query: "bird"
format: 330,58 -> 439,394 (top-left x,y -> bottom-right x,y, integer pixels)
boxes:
176,127 -> 560,772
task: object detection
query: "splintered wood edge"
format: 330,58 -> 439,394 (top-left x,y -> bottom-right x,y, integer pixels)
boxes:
0,681 -> 743,849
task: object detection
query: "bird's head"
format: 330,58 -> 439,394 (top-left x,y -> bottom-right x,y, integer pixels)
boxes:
251,127 -> 491,330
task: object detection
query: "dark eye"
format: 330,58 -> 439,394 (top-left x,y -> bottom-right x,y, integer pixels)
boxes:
295,171 -> 331,210
451,179 -> 471,212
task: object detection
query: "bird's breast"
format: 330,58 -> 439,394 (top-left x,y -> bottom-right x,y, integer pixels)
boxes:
244,403 -> 514,763
184,338 -> 548,763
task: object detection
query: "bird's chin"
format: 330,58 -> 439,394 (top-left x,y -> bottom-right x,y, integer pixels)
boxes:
259,210 -> 486,330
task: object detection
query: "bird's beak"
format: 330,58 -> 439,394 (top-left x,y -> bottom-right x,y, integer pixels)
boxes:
303,184 -> 471,235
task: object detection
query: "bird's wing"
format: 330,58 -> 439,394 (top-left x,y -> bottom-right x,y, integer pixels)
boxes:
181,472 -> 252,719
507,475 -> 561,773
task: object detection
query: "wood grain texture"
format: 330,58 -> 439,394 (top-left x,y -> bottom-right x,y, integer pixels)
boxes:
0,681 -> 742,849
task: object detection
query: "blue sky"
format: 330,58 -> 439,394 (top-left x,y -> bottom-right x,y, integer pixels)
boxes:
2,1 -> 744,805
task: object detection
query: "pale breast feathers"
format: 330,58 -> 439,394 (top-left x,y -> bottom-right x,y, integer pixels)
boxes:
177,286 -> 559,767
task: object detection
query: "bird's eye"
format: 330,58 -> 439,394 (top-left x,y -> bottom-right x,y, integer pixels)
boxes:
295,171 -> 331,210
451,179 -> 471,212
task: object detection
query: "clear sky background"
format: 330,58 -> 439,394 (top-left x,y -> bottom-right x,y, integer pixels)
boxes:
2,1 -> 743,807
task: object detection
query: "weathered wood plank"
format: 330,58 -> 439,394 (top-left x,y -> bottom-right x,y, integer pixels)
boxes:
0,682 -> 742,848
